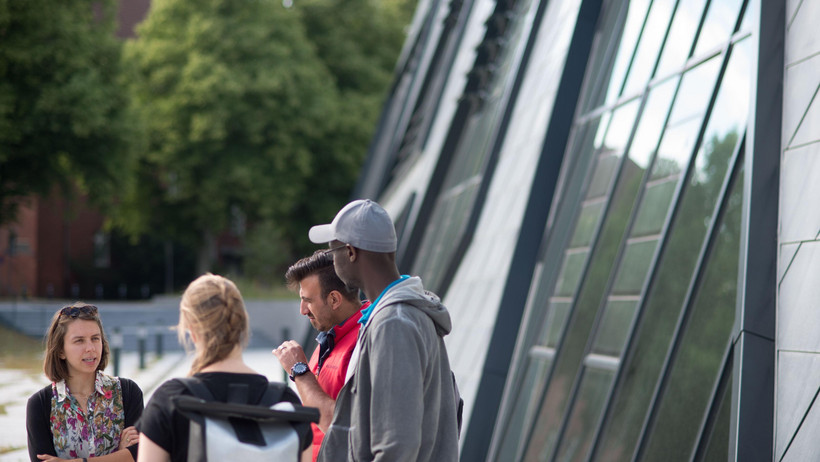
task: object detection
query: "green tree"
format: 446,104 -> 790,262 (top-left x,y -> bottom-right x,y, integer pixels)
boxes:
121,0 -> 338,274
0,0 -> 136,225
287,0 -> 416,246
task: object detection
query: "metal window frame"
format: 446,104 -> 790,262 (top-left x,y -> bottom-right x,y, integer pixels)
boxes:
729,0 -> 781,459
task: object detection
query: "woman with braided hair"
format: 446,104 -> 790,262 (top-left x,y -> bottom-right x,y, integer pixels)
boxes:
136,274 -> 308,462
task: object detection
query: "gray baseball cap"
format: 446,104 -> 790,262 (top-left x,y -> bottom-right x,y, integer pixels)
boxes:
309,199 -> 397,253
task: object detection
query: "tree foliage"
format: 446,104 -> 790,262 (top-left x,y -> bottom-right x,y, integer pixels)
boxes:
120,0 -> 415,277
0,0 -> 135,225
121,0 -> 339,273
284,0 -> 416,256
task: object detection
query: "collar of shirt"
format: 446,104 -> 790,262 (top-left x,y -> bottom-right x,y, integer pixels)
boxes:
358,275 -> 410,325
55,371 -> 107,403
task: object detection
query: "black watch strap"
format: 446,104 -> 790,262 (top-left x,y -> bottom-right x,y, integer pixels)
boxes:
289,362 -> 309,381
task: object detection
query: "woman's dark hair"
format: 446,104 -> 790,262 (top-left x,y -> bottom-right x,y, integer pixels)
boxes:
43,302 -> 109,382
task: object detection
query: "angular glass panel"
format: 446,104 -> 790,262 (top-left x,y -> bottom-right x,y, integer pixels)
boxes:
555,250 -> 588,297
592,299 -> 639,356
694,0 -> 743,56
412,0 -> 538,292
649,118 -> 703,180
650,57 -> 723,180
580,1 -> 628,112
604,0 -> 652,105
494,355 -> 552,461
641,172 -> 742,459
601,99 -> 641,155
691,38 -> 750,189
631,178 -> 677,237
524,151 -> 646,460
594,44 -> 748,460
554,368 -> 616,462
737,0 -> 752,35
666,56 -> 723,126
702,372 -> 733,461
571,200 -> 606,247
611,238 -> 659,295
593,111 -> 613,151
655,0 -> 709,76
622,0 -> 676,96
587,153 -> 622,199
627,76 -> 678,169
541,300 -> 573,348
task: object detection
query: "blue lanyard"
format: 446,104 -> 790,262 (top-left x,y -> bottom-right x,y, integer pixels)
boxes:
358,275 -> 410,325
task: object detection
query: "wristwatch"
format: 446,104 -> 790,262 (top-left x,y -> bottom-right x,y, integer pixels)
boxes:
290,362 -> 309,381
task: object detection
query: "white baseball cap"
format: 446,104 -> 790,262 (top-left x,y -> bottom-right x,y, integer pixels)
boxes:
309,199 -> 397,253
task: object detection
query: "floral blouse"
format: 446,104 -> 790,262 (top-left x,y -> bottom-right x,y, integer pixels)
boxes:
50,371 -> 125,459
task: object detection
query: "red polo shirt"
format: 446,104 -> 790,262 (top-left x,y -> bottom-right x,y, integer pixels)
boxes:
307,302 -> 368,461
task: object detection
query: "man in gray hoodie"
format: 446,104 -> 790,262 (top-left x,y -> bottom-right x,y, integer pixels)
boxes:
309,199 -> 461,461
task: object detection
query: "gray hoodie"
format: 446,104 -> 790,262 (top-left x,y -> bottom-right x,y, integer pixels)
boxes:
317,276 -> 461,461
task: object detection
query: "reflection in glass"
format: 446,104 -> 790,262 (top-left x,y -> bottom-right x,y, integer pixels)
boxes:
592,299 -> 639,356
641,170 -> 742,459
666,57 -> 722,126
631,178 -> 677,236
555,251 -> 588,297
410,0 -> 538,292
571,200 -> 606,247
586,153 -> 621,199
604,0 -> 652,105
594,40 -> 749,459
655,0 -> 708,76
627,77 -> 678,169
621,0 -> 676,96
694,0 -> 743,56
555,368 -> 616,462
702,371 -> 733,461
541,301 -> 572,347
650,57 -> 722,181
611,238 -> 659,295
524,150 -> 646,460
601,100 -> 641,154
494,356 -> 552,461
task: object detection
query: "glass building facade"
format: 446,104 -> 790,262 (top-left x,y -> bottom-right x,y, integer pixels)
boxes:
357,0 -> 815,460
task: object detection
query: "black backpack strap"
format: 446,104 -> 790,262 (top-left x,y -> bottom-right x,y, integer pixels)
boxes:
175,377 -> 285,406
258,382 -> 286,407
174,377 -> 215,401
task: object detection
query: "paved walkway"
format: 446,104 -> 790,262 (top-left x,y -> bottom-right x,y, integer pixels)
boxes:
0,348 -> 290,462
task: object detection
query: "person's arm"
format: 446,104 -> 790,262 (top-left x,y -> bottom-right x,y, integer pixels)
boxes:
121,378 -> 144,460
274,341 -> 336,432
136,434 -> 170,462
368,317 -> 425,461
27,385 -> 139,462
26,387 -> 56,462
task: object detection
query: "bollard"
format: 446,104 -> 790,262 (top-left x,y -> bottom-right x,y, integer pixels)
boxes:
155,328 -> 163,358
138,326 -> 147,370
111,328 -> 124,377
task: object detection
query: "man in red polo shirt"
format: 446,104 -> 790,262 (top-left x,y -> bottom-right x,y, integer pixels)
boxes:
274,250 -> 368,462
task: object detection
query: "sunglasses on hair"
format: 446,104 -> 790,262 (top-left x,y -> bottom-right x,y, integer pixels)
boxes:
60,305 -> 99,318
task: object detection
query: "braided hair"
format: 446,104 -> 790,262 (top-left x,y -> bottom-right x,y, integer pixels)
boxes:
178,274 -> 250,375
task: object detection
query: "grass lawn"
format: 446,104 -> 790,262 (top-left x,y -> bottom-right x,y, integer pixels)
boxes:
0,324 -> 43,373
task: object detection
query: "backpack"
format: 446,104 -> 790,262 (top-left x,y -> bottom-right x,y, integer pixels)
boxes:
172,377 -> 319,462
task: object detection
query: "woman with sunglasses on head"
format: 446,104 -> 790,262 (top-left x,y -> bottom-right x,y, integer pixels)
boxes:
26,302 -> 144,462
